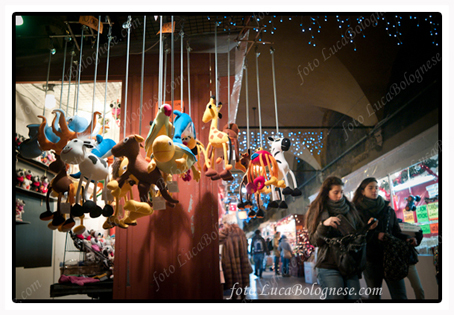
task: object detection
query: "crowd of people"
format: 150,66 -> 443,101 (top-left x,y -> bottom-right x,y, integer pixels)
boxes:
219,176 -> 427,301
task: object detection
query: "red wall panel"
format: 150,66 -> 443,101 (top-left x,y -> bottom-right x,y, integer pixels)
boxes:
110,54 -> 222,300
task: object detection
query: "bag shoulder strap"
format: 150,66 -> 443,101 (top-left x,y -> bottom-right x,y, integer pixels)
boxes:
386,207 -> 392,234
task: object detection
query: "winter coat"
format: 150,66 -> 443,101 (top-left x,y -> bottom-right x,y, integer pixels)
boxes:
357,202 -> 411,264
219,224 -> 253,289
273,234 -> 281,257
307,199 -> 365,270
278,237 -> 292,259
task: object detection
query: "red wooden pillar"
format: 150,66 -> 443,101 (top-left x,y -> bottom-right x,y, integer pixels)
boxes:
112,54 -> 223,300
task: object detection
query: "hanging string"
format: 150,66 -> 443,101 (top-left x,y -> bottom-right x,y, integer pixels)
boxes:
244,61 -> 250,148
255,48 -> 262,149
90,15 -> 102,137
66,48 -> 75,115
123,16 -> 132,139
102,24 -> 113,136
163,47 -> 168,105
139,15 -> 147,136
187,43 -> 192,117
270,47 -> 279,135
43,46 -> 52,116
59,37 -> 69,110
73,61 -> 78,116
227,36 -> 230,123
171,16 -> 175,124
214,20 -> 219,101
180,28 -> 184,113
75,26 -> 86,115
158,16 -> 163,108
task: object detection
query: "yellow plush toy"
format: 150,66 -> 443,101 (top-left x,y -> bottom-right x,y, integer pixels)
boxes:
147,135 -> 200,182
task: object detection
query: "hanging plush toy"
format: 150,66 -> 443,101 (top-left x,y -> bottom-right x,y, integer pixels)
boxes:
144,104 -> 173,158
70,135 -> 117,179
60,137 -> 113,219
147,135 -> 200,182
39,155 -> 79,232
37,109 -> 99,156
173,110 -> 210,178
202,96 -> 235,181
111,134 -> 179,213
244,149 -> 285,218
103,157 -> 137,229
267,136 -> 302,209
222,123 -> 247,173
237,150 -> 253,210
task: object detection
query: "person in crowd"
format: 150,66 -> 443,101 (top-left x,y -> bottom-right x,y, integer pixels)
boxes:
406,229 -> 425,299
219,213 -> 252,300
306,176 -> 377,300
353,177 -> 416,300
278,235 -> 293,277
251,229 -> 269,278
273,231 -> 281,275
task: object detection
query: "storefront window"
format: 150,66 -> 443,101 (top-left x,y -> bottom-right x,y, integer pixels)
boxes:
390,155 -> 439,254
377,176 -> 391,201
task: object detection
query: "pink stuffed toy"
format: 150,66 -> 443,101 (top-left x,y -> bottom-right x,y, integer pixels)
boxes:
16,199 -> 25,221
39,176 -> 49,194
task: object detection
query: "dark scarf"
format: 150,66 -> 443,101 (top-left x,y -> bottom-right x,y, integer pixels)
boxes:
326,196 -> 357,229
357,195 -> 386,216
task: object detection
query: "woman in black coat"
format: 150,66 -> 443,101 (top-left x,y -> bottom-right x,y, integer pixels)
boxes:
353,177 -> 416,300
306,176 -> 377,300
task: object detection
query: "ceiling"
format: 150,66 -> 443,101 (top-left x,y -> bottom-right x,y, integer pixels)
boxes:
15,13 -> 442,168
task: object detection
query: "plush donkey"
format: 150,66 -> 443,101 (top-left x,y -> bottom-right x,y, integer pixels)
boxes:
111,134 -> 179,214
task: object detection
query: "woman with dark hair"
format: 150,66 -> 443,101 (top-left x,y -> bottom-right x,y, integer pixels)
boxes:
306,176 -> 377,300
353,177 -> 416,300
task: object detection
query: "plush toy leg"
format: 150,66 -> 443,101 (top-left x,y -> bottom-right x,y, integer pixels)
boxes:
124,200 -> 153,214
222,143 -> 233,171
123,205 -> 154,226
40,186 -> 54,220
74,175 -> 85,206
50,194 -> 65,228
191,165 -> 201,182
288,170 -> 302,196
74,215 -> 86,235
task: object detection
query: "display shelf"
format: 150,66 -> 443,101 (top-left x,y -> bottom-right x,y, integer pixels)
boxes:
15,186 -> 57,201
15,220 -> 31,225
17,155 -> 57,175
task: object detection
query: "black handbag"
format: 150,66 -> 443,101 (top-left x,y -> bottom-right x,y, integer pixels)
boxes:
382,208 -> 411,281
323,217 -> 373,277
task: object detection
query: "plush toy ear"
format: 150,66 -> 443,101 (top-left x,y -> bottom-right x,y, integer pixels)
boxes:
83,141 -> 94,149
134,135 -> 145,143
218,113 -> 222,119
208,105 -> 212,109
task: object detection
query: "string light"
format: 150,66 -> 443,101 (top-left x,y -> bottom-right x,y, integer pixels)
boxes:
203,14 -> 440,50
